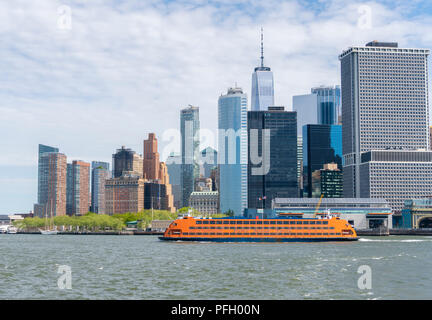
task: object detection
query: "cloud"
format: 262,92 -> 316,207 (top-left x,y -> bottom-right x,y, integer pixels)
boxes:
0,0 -> 431,212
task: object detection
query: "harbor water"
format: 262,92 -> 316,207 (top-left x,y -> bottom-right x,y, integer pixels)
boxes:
0,234 -> 431,299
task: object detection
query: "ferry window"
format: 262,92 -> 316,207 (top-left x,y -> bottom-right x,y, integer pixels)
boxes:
216,221 -> 223,224
316,221 -> 322,225
210,221 -> 216,224
257,233 -> 263,235
223,221 -> 230,225
256,221 -> 262,224
183,232 -> 189,235
250,232 -> 257,235
203,232 -> 209,235
270,221 -> 276,225
296,221 -> 303,225
323,221 -> 328,225
210,227 -> 215,229
330,227 -> 335,230
210,233 -> 215,235
196,221 -> 202,225
276,221 -> 283,224
289,221 -> 295,224
230,220 -> 236,224
303,221 -> 309,225
310,221 -> 316,225
190,227 -> 195,230
203,221 -> 209,224
236,220 -> 243,224
304,233 -> 309,235
250,221 -> 256,225
283,221 -> 289,224
217,233 -> 223,235
263,221 -> 270,225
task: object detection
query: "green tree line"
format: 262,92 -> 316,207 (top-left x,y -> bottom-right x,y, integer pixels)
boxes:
14,208 -> 229,232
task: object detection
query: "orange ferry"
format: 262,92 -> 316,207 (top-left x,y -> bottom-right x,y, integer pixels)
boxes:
159,215 -> 358,242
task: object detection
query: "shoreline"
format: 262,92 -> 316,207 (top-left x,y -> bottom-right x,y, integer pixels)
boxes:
8,229 -> 432,236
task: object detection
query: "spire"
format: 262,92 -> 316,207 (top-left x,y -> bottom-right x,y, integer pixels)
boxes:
260,27 -> 264,68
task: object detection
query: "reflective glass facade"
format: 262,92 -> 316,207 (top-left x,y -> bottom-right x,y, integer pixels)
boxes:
248,107 -> 298,209
180,106 -> 200,207
91,161 -> 110,214
251,68 -> 274,111
303,124 -> 342,197
218,88 -> 248,216
311,86 -> 341,125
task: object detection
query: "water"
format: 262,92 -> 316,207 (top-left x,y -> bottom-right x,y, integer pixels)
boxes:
1,234 -> 431,300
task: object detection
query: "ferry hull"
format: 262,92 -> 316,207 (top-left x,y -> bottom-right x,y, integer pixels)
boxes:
159,236 -> 358,242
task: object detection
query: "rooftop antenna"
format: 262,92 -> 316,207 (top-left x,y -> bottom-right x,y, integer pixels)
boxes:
260,27 -> 264,68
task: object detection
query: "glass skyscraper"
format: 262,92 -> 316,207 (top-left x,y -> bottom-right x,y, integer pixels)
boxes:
38,144 -> 59,204
311,85 -> 341,125
251,29 -> 274,111
248,107 -> 298,209
218,87 -> 248,216
91,161 -> 110,214
180,105 -> 200,208
303,124 -> 342,198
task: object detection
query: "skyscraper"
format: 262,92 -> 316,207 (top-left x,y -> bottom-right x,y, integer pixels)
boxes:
293,85 -> 340,136
37,144 -> 59,204
142,133 -> 176,212
180,105 -> 200,207
311,85 -> 341,125
248,106 -> 298,209
112,146 -> 143,178
251,28 -> 274,111
303,124 -> 342,198
66,160 -> 90,215
166,152 -> 182,209
34,151 -> 67,218
218,87 -> 248,216
91,161 -> 110,214
200,147 -> 217,178
340,41 -> 430,198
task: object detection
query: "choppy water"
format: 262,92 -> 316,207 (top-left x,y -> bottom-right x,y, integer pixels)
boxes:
0,234 -> 431,299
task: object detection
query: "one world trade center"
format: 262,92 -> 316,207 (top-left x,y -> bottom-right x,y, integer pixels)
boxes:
251,28 -> 274,111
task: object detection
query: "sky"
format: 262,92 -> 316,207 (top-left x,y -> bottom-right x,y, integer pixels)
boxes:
1,0 -> 432,213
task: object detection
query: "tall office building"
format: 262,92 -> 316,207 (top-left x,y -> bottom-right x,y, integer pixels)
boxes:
248,106 -> 298,209
293,85 -> 340,136
200,147 -> 217,178
112,146 -> 143,178
340,41 -> 430,199
166,152 -> 182,209
311,85 -> 341,125
251,28 -> 274,111
218,87 -> 248,216
66,160 -> 90,215
37,144 -> 59,204
180,105 -> 200,207
142,133 -> 175,212
34,151 -> 67,218
303,124 -> 342,197
91,161 -> 110,214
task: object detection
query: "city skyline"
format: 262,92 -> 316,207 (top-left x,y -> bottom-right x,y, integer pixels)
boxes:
2,0 -> 432,212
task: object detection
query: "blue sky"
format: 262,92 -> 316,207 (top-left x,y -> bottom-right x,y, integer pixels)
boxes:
1,0 -> 432,213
